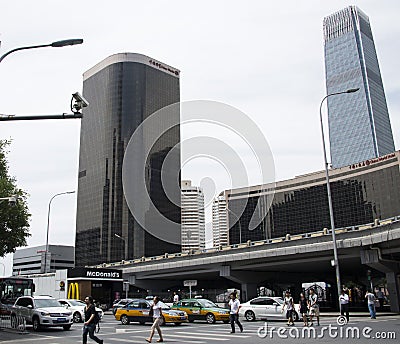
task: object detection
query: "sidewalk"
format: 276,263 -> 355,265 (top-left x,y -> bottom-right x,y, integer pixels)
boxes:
319,311 -> 399,317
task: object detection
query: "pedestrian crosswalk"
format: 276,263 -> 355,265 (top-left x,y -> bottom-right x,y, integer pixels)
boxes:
116,322 -> 259,344
2,317 -> 399,344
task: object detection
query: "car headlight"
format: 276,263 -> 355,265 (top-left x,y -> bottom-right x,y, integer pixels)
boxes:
218,311 -> 229,314
41,312 -> 50,316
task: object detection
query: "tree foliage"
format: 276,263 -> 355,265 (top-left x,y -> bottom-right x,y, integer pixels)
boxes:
0,139 -> 31,257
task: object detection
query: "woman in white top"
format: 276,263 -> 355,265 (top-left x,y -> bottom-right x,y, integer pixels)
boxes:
146,296 -> 163,343
339,289 -> 350,322
282,291 -> 294,326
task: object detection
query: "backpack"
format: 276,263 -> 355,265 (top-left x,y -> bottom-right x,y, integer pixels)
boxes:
91,306 -> 101,333
93,310 -> 100,324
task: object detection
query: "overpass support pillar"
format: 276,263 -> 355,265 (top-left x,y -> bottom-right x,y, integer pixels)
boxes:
240,283 -> 258,302
360,249 -> 400,312
386,271 -> 400,313
219,266 -> 260,302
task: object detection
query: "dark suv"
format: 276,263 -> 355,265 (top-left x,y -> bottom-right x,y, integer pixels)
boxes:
11,296 -> 73,331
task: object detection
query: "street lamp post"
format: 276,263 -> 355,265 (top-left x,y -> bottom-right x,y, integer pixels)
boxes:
114,233 -> 128,261
0,39 -> 83,63
44,191 -> 75,273
0,39 -> 85,121
319,87 -> 359,310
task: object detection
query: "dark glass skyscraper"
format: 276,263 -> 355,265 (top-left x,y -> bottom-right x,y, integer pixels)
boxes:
323,6 -> 395,168
75,53 -> 181,267
227,152 -> 400,244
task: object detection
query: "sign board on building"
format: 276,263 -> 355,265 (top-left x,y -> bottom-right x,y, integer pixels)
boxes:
67,267 -> 123,281
184,280 -> 197,287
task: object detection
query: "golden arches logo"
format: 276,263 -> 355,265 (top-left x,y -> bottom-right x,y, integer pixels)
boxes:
67,283 -> 80,299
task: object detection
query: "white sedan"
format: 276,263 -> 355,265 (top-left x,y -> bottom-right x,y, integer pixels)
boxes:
239,296 -> 299,322
58,299 -> 104,323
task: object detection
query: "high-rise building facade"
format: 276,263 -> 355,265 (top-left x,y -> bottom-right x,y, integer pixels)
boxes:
323,6 -> 395,168
181,180 -> 205,252
75,53 -> 181,267
212,194 -> 229,247
227,151 -> 400,244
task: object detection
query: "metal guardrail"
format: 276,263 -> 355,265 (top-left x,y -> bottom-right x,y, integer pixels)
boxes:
94,215 -> 400,268
0,314 -> 27,334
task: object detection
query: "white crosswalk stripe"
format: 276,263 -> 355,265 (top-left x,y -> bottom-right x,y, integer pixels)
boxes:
109,338 -> 155,343
164,333 -> 230,341
127,335 -> 206,343
175,330 -> 251,338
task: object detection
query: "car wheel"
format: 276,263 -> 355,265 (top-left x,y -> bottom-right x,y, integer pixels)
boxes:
63,324 -> 72,330
245,310 -> 256,322
73,312 -> 82,323
121,315 -> 130,325
32,316 -> 41,331
293,312 -> 299,322
188,318 -> 195,323
206,313 -> 216,324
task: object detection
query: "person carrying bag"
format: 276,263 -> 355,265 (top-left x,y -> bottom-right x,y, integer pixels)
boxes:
146,296 -> 164,343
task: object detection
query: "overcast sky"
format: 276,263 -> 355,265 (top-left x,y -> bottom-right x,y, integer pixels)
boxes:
1,0 -> 399,276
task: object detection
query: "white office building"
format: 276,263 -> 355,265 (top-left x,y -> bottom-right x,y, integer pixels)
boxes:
212,194 -> 229,247
13,245 -> 74,275
181,180 -> 205,252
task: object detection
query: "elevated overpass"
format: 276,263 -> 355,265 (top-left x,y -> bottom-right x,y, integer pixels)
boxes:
98,217 -> 400,311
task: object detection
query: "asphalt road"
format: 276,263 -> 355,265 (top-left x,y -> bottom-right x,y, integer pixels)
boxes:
0,314 -> 399,344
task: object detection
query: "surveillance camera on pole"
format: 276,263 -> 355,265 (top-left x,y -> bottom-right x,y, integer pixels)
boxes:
0,195 -> 18,206
8,195 -> 17,206
71,92 -> 89,114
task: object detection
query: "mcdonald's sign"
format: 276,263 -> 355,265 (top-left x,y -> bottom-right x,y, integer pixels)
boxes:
67,282 -> 80,299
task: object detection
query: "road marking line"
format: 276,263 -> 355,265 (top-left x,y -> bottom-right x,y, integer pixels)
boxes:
163,333 -> 229,341
116,328 -> 149,333
128,335 -> 206,343
110,338 -> 153,343
175,330 -> 250,338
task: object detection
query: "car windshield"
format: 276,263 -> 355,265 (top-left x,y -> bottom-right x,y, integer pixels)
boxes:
148,301 -> 170,310
158,301 -> 170,310
69,300 -> 85,306
35,299 -> 62,308
118,300 -> 130,306
198,299 -> 218,308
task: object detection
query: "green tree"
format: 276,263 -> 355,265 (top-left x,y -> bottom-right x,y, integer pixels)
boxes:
0,139 -> 30,257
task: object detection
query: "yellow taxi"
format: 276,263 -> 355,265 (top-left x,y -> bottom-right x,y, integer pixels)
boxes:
114,299 -> 187,325
171,298 -> 230,324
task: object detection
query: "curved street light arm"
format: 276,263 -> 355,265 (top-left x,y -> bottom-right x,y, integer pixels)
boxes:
44,191 -> 75,273
0,39 -> 83,64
